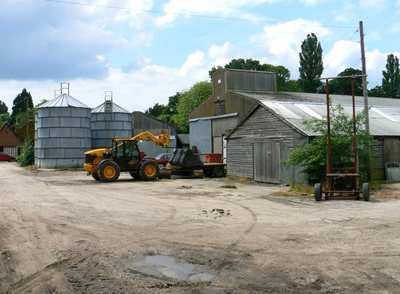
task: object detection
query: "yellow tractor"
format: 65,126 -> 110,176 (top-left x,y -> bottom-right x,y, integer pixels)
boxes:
83,131 -> 170,182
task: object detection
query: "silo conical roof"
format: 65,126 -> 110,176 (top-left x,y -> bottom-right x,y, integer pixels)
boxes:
39,93 -> 89,108
92,100 -> 130,113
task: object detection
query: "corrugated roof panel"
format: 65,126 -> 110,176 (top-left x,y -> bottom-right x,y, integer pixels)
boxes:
371,107 -> 399,122
259,100 -> 400,137
263,101 -> 302,119
294,104 -> 323,119
39,93 -> 89,108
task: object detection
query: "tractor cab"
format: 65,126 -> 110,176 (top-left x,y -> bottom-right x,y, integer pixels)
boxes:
112,139 -> 141,170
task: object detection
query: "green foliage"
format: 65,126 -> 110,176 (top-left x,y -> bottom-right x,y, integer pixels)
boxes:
0,113 -> 10,126
382,53 -> 400,98
145,103 -> 166,118
158,92 -> 181,124
298,33 -> 324,93
0,100 -> 8,114
368,85 -> 384,97
18,138 -> 35,167
328,68 -> 363,96
285,103 -> 374,183
10,88 -> 34,127
172,81 -> 212,133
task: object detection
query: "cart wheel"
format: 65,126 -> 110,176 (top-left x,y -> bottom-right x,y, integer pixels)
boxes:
362,183 -> 370,202
314,183 -> 322,201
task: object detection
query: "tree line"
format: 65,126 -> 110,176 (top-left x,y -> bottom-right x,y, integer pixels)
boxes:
145,33 -> 400,133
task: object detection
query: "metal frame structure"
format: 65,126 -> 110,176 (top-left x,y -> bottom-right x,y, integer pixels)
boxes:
314,75 -> 370,201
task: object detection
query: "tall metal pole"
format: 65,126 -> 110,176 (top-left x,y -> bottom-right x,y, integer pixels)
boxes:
359,21 -> 369,134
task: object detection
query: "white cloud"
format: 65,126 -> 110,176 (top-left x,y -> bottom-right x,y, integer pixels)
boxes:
179,51 -> 207,76
156,0 -> 280,26
323,40 -> 361,76
248,19 -> 330,78
208,42 -> 233,59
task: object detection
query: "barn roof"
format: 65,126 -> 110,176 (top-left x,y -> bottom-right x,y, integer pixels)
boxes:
231,91 -> 400,107
258,100 -> 400,137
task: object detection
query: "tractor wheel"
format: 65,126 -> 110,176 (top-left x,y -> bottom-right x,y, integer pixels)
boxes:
92,172 -> 101,181
139,160 -> 159,181
212,166 -> 225,178
362,183 -> 370,201
314,183 -> 322,201
98,161 -> 120,182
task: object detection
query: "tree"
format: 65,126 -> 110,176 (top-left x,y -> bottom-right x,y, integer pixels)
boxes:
382,54 -> 400,98
285,103 -> 373,183
209,58 -> 300,92
0,100 -> 8,114
328,68 -> 363,96
158,92 -> 181,124
368,85 -> 384,97
10,89 -> 34,127
145,103 -> 166,118
298,33 -> 324,93
171,81 -> 212,133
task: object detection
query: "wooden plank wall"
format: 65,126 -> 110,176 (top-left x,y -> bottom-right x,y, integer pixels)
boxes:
227,106 -> 295,178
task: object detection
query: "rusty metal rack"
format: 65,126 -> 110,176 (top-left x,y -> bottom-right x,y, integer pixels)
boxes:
314,75 -> 370,201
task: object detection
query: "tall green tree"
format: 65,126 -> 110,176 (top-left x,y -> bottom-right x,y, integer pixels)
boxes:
298,33 -> 324,93
172,81 -> 212,133
10,89 -> 34,127
328,68 -> 363,96
382,53 -> 400,98
0,100 -> 8,114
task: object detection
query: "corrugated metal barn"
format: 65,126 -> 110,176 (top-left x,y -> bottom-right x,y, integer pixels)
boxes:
226,94 -> 400,184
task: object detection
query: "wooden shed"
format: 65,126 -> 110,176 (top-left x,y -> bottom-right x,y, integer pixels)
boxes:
226,93 -> 400,184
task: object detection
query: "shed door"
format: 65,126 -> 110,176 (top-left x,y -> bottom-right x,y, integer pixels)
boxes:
253,141 -> 280,183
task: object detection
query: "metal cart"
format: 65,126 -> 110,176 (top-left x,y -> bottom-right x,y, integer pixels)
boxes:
314,75 -> 370,201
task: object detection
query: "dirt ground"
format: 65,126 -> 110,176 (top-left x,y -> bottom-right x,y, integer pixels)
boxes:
1,162 -> 400,294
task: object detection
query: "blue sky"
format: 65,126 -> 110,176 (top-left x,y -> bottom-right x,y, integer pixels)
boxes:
1,0 -> 399,112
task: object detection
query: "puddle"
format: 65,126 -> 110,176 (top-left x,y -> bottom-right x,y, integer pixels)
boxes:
123,255 -> 217,283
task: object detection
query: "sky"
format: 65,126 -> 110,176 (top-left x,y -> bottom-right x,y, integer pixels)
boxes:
1,0 -> 400,113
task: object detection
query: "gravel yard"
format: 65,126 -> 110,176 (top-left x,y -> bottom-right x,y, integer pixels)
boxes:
1,162 -> 400,293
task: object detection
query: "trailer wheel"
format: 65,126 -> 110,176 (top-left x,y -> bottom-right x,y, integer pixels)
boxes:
213,166 -> 224,177
362,183 -> 370,201
314,183 -> 322,201
139,160 -> 159,181
98,161 -> 120,182
92,172 -> 101,181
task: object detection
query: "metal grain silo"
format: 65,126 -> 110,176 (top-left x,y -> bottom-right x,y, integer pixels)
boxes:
35,90 -> 91,168
91,92 -> 132,149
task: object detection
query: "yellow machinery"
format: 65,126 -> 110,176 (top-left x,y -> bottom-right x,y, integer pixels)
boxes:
83,131 -> 170,182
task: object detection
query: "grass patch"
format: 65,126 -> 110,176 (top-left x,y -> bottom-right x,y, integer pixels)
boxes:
221,185 -> 237,189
